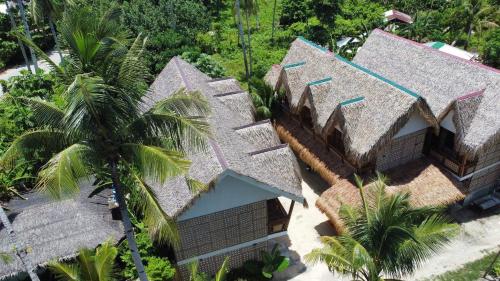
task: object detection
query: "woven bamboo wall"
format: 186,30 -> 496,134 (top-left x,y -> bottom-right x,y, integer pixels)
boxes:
176,242 -> 267,280
467,142 -> 500,192
376,129 -> 427,171
174,201 -> 268,262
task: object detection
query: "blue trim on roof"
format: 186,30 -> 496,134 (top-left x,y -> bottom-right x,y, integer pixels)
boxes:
307,77 -> 332,86
284,61 -> 306,69
334,54 -> 420,99
340,96 -> 365,106
297,36 -> 328,52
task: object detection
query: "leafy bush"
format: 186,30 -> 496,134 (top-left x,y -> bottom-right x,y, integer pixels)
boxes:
118,224 -> 176,281
280,0 -> 312,26
228,245 -> 289,280
482,29 -> 500,68
181,51 -> 226,78
0,70 -> 56,199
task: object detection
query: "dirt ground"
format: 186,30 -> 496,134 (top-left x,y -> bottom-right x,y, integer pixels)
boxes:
274,162 -> 500,281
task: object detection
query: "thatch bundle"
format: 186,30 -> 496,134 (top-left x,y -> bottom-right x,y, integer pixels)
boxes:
275,124 -> 337,185
316,159 -> 466,234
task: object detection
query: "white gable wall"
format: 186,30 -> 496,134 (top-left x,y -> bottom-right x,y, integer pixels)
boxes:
394,111 -> 430,138
440,110 -> 456,133
177,173 -> 278,221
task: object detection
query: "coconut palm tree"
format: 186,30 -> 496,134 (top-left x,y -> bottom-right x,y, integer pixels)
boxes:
240,0 -> 258,76
235,0 -> 250,83
5,6 -> 210,281
48,240 -> 118,281
4,0 -> 32,72
15,0 -> 38,71
271,0 -> 277,42
456,0 -> 498,49
29,0 -> 70,61
249,77 -> 281,121
0,204 -> 40,281
305,174 -> 459,281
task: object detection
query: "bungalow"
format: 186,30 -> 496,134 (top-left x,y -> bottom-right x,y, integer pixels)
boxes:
0,185 -> 123,280
147,57 -> 303,279
265,29 -> 499,214
0,57 -> 303,280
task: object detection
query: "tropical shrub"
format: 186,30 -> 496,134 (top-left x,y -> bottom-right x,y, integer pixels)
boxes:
118,224 -> 176,281
279,0 -> 312,26
482,29 -> 500,68
181,51 -> 226,78
227,245 -> 289,280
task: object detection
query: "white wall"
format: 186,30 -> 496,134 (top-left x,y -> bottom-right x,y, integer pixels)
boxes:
440,110 -> 456,133
177,174 -> 277,221
394,111 -> 430,138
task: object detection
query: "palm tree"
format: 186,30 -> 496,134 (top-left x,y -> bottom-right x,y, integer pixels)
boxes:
4,0 -> 32,72
4,6 -> 210,281
240,0 -> 258,76
305,174 -> 459,281
188,257 -> 229,281
0,204 -> 41,281
271,0 -> 277,42
249,78 -> 281,121
49,241 -> 118,281
235,0 -> 250,83
457,0 -> 498,49
399,12 -> 438,43
15,0 -> 38,71
29,0 -> 69,61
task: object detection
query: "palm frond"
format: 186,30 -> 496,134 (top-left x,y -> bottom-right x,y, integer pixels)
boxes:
48,260 -> 81,281
94,240 -> 118,281
0,130 -> 67,169
17,97 -> 65,129
120,144 -> 190,184
36,144 -> 94,199
153,90 -> 211,117
126,112 -> 211,152
214,257 -> 230,281
13,31 -> 66,79
78,248 -> 99,281
115,34 -> 149,99
126,167 -> 179,246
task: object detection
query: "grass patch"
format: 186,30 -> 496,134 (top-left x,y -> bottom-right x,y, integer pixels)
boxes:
425,251 -> 500,281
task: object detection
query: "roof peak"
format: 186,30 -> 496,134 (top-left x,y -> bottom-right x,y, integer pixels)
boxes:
372,29 -> 500,74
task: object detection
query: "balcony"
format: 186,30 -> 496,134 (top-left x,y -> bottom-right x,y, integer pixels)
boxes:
267,199 -> 293,235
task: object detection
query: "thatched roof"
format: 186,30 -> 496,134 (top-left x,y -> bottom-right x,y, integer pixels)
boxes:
384,10 -> 413,24
316,159 -> 465,233
353,29 -> 500,159
267,36 -> 437,166
0,185 -> 123,280
148,57 -> 304,218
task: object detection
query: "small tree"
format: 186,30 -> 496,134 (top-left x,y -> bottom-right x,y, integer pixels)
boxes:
306,173 -> 459,281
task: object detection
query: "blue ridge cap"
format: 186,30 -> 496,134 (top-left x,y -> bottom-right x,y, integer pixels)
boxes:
307,77 -> 332,86
334,54 -> 420,99
297,36 -> 329,52
340,96 -> 365,106
284,61 -> 306,69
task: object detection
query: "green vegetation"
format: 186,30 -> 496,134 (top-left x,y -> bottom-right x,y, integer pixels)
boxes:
424,251 -> 500,281
305,174 -> 459,281
118,224 -> 176,281
49,241 -> 118,281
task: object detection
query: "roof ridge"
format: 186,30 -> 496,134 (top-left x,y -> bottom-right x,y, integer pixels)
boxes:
207,77 -> 235,82
307,77 -> 332,86
249,144 -> 289,156
372,29 -> 500,74
297,36 -> 329,52
340,96 -> 365,106
457,89 -> 485,101
284,61 -> 306,69
335,54 -> 420,99
233,119 -> 271,130
214,90 -> 246,97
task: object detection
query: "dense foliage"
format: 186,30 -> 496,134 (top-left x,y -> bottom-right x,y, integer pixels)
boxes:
118,224 -> 176,281
0,70 -> 56,200
0,5 -> 54,70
